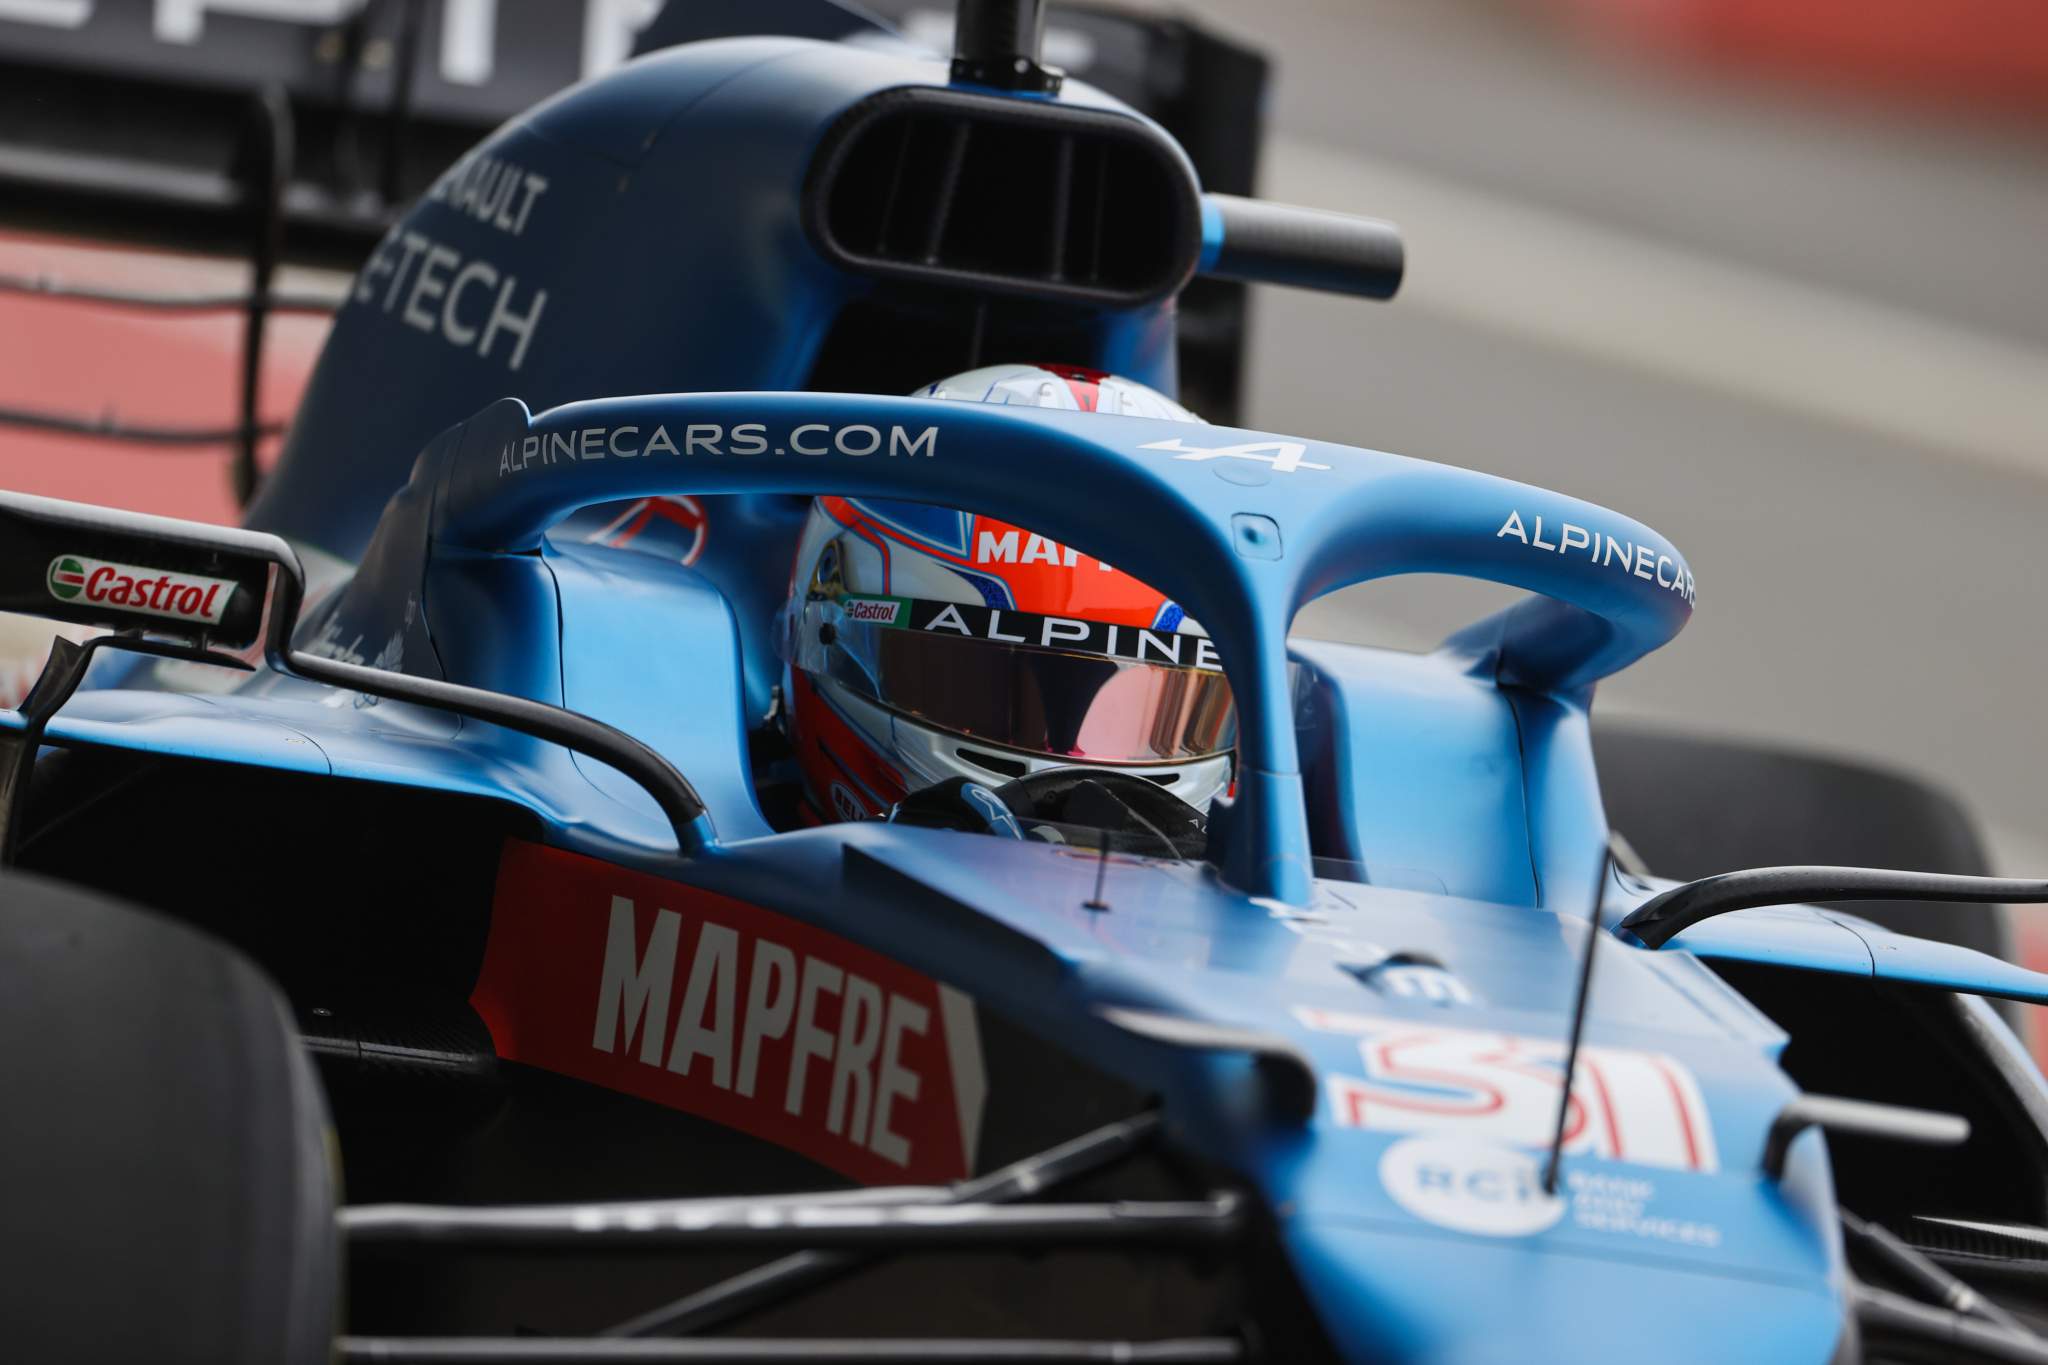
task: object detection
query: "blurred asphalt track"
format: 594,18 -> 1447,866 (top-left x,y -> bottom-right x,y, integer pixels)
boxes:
1154,0 -> 2048,872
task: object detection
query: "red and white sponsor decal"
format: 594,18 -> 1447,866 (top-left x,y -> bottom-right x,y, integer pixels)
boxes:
46,554 -> 235,625
473,841 -> 986,1184
1299,1008 -> 1718,1173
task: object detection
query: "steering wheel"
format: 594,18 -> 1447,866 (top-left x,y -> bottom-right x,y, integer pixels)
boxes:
888,768 -> 1208,859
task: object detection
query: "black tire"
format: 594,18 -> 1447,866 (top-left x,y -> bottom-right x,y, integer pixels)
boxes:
1594,723 -> 2014,964
0,868 -> 337,1365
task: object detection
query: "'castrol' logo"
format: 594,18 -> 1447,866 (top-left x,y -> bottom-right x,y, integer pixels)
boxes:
46,555 -> 236,626
840,596 -> 905,625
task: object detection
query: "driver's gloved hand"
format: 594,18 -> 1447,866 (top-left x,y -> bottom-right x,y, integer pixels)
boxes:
888,768 -> 1209,859
886,776 -> 1025,838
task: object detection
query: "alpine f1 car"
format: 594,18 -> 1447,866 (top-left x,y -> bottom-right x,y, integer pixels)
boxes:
5,4 -> 2048,1364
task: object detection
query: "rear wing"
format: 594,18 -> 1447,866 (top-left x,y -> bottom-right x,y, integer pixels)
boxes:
0,0 -> 747,266
0,0 -> 628,505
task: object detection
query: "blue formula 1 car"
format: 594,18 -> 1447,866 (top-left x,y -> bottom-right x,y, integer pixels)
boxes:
4,4 -> 2048,1364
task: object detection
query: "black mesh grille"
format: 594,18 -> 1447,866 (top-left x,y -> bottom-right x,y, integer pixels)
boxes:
805,87 -> 1203,307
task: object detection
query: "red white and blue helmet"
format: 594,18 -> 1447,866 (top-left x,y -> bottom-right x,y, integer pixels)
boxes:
780,364 -> 1236,822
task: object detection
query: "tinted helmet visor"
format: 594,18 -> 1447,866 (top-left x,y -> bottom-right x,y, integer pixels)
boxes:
792,595 -> 1235,764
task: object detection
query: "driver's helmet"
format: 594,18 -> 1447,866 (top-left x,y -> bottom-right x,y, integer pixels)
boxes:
779,363 -> 1236,823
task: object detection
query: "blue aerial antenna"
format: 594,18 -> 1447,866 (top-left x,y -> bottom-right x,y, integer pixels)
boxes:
1544,873 -> 1607,1194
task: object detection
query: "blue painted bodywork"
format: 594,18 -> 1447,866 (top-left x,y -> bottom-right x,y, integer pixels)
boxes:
16,28 -> 2048,1363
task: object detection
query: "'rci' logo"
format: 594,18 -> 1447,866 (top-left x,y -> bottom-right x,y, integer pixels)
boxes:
47,557 -> 86,601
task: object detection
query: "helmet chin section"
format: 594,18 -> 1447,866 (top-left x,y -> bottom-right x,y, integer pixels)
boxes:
815,675 -> 1232,814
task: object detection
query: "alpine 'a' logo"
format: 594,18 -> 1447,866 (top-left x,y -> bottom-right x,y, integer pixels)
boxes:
1138,435 -> 1331,474
44,555 -> 238,625
46,556 -> 85,601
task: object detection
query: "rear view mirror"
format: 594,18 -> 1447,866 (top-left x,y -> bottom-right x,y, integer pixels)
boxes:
0,490 -> 285,653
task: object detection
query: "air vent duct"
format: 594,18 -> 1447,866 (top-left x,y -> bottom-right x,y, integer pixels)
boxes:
805,88 -> 1203,308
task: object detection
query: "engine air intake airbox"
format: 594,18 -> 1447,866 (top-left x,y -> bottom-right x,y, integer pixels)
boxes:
804,88 -> 1203,307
